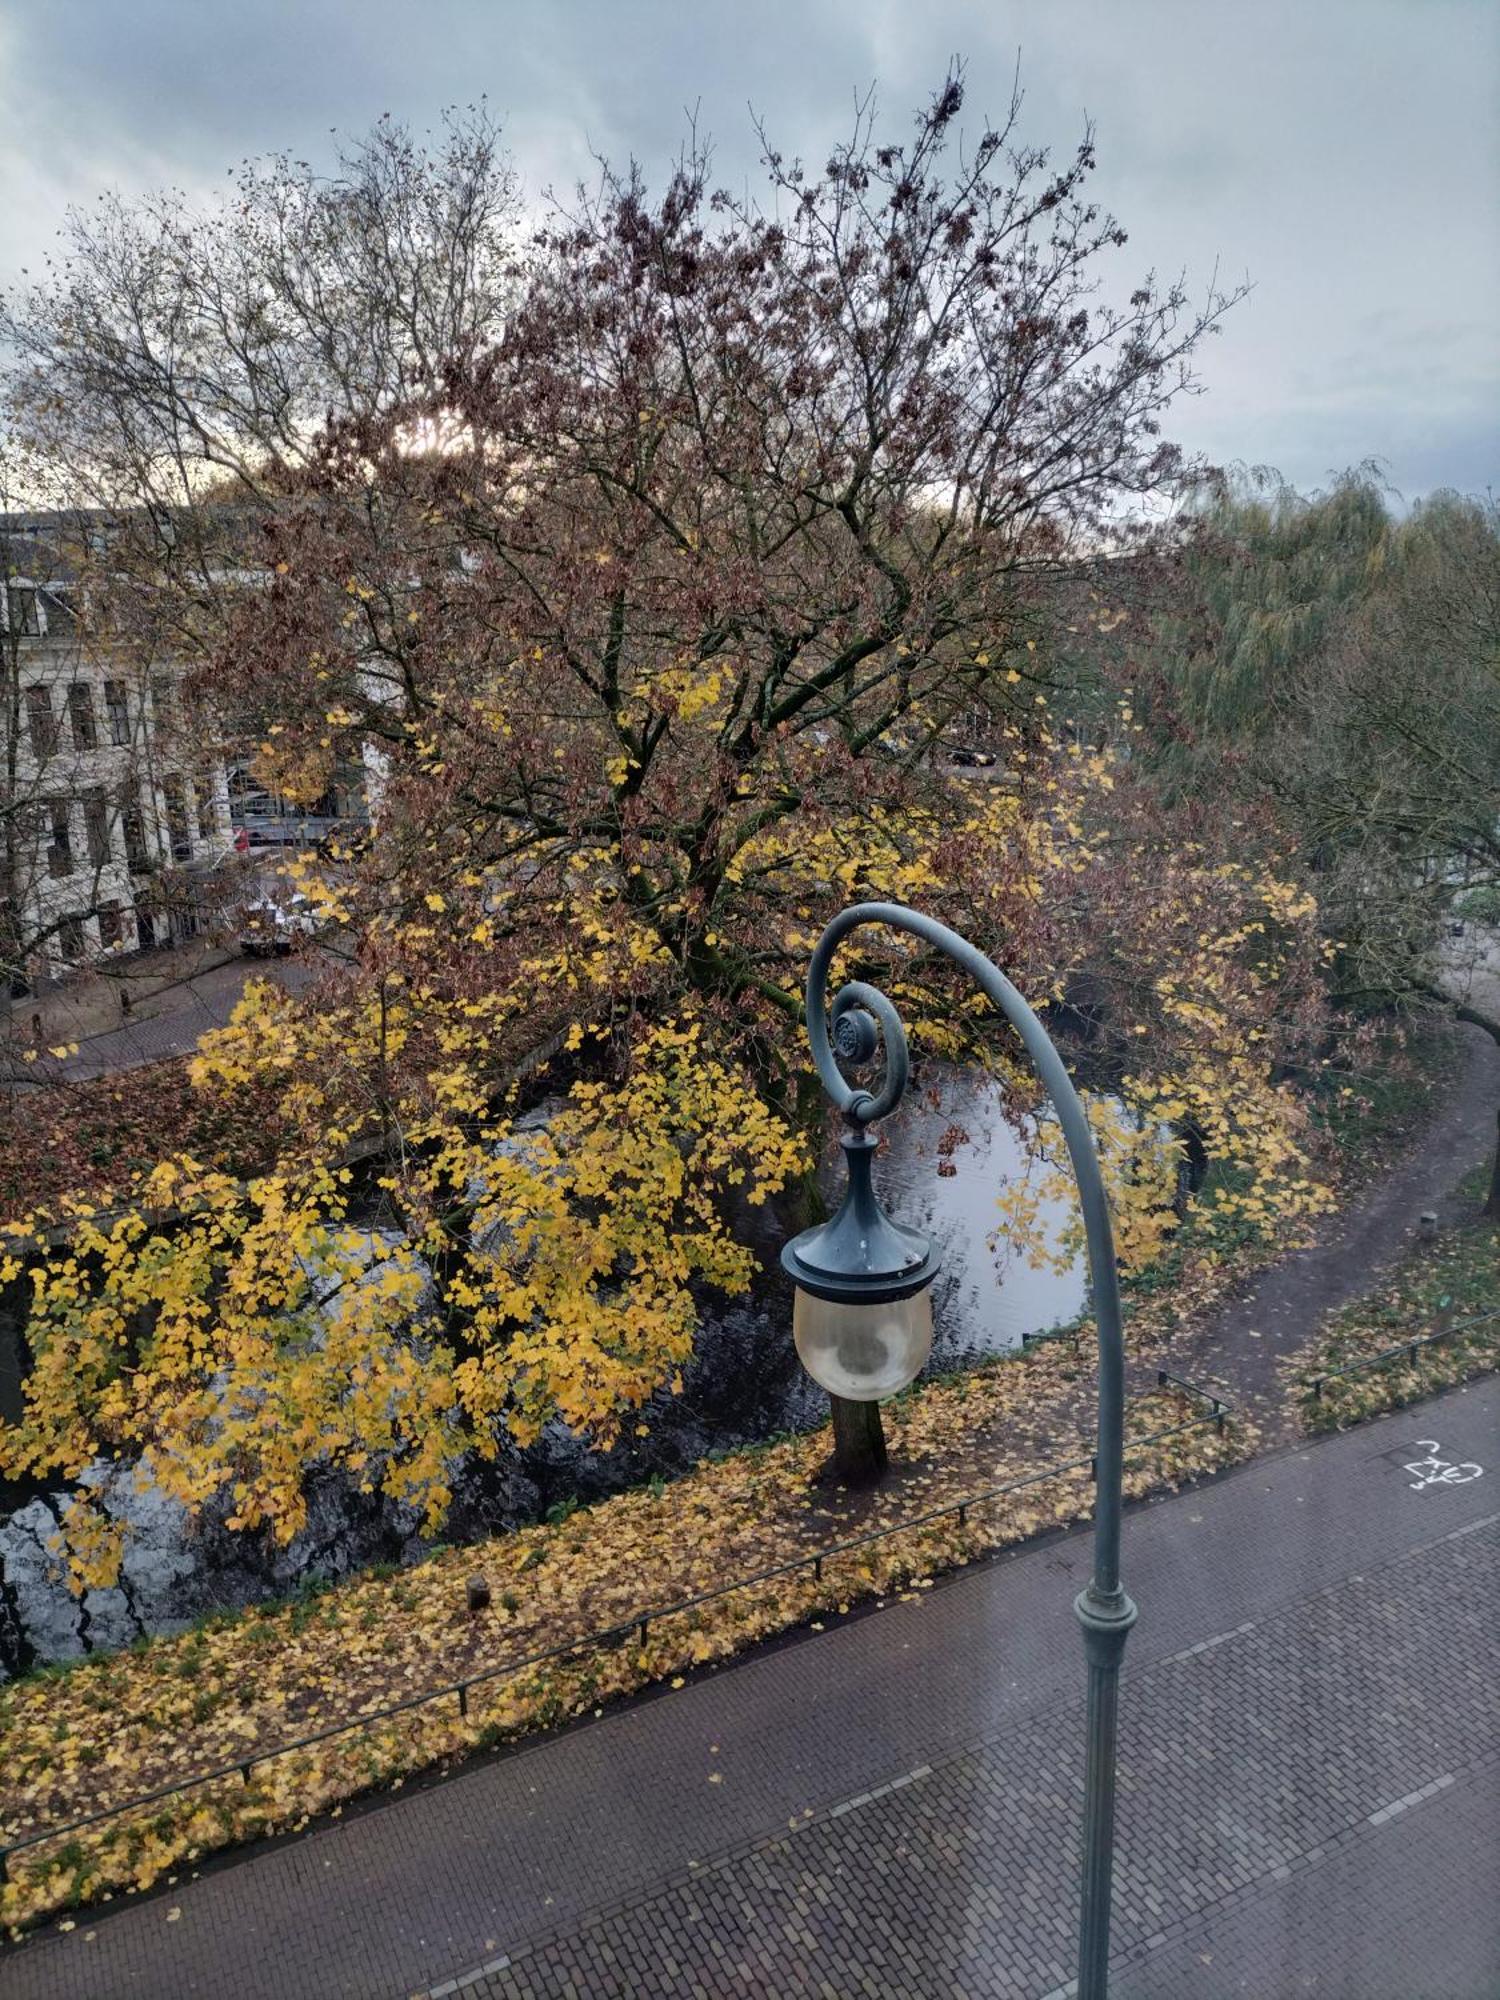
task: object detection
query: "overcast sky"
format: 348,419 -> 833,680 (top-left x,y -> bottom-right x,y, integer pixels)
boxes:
2,0 -> 1495,503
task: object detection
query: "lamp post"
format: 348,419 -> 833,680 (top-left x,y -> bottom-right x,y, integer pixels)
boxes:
782,902 -> 1137,2000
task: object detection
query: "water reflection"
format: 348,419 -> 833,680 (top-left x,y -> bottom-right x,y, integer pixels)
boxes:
872,1065 -> 1089,1366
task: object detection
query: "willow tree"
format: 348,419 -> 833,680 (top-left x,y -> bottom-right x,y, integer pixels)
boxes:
1125,467 -> 1500,1208
1127,465 -> 1394,785
1295,492 -> 1500,1210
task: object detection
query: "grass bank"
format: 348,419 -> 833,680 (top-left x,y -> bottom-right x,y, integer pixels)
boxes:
1292,1169 -> 1499,1434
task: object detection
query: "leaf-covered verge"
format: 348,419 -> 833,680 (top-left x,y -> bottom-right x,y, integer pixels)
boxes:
0,1059 -> 288,1223
0,1349 -> 1243,1938
0,1020 -> 1465,1937
1293,1171 -> 1500,1434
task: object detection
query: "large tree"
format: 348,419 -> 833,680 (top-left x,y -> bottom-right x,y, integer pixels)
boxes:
2,80 -> 1244,1034
0,75 -> 1339,1547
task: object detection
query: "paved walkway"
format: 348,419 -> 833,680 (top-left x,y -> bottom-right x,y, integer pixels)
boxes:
5,1383 -> 1495,1999
24,953 -> 328,1083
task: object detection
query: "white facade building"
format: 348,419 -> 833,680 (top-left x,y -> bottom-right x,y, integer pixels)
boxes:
2,562 -> 234,992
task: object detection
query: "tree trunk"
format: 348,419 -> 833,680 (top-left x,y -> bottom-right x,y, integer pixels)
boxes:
1486,1107 -> 1500,1221
830,1394 -> 888,1486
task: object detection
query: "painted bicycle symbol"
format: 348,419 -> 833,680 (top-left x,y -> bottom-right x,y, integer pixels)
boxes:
1404,1440 -> 1484,1491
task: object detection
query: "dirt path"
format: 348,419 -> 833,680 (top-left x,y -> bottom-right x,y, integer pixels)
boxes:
1140,1022 -> 1500,1436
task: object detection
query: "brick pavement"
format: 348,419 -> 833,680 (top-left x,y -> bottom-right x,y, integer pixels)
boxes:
1109,1761 -> 1500,1999
5,1383 -> 1495,2000
435,1513 -> 1499,2000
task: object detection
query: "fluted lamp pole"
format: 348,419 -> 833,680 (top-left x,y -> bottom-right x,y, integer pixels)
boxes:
783,903 -> 1137,2000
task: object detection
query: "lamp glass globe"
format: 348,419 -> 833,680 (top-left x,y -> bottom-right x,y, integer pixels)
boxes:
792,1285 -> 933,1400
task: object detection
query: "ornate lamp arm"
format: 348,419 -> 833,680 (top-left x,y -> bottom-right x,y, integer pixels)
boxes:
803,901 -> 1137,2000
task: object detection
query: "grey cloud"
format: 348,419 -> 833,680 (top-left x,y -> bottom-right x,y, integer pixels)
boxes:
1,0 -> 1495,499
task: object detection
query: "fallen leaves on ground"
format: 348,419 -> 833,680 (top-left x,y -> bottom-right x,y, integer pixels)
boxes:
0,1342 -> 1239,1936
1290,1200 -> 1499,1434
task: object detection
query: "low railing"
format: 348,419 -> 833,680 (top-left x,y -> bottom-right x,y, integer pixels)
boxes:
0,1374 -> 1231,1883
1304,1307 -> 1500,1401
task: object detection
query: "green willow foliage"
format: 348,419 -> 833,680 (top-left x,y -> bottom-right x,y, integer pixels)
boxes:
1140,464 -> 1395,770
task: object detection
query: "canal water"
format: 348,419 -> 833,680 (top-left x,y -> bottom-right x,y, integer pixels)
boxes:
879,1070 -> 1088,1365
0,1069 -> 1088,1674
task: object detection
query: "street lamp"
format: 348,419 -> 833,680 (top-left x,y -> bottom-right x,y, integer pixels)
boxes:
781,973 -> 941,1480
783,902 -> 1138,2000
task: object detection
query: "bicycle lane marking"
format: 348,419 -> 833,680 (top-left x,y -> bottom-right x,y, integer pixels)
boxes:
1402,1439 -> 1484,1490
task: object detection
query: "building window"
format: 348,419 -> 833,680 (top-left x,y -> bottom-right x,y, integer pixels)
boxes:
25,685 -> 58,759
194,773 -> 218,843
121,783 -> 151,874
97,901 -> 126,950
6,587 -> 41,637
46,800 -> 74,879
67,682 -> 99,751
83,787 -> 111,867
162,775 -> 191,862
57,915 -> 85,963
104,679 -> 131,746
151,674 -> 177,734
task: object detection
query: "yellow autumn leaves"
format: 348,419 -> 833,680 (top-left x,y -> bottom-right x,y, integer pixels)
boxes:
0,1020 -> 808,1593
0,1352 -> 1238,1938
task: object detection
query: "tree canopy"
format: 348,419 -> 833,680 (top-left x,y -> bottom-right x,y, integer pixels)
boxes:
0,76 -> 1354,1572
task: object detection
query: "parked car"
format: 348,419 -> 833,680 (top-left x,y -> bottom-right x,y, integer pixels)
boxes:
238,892 -> 319,956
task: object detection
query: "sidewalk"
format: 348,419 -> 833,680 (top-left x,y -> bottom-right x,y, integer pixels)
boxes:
6,1383 -> 1495,1999
18,951 -> 329,1083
